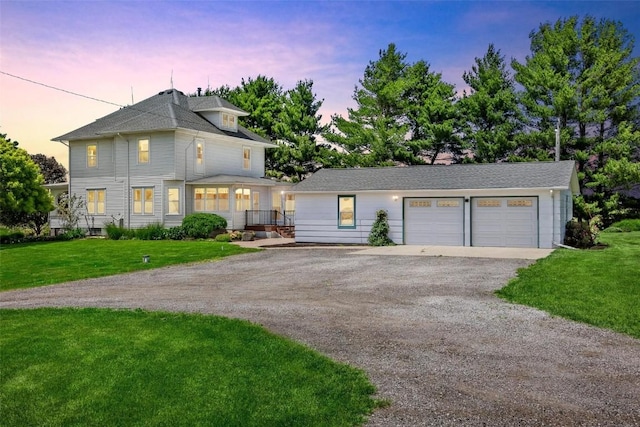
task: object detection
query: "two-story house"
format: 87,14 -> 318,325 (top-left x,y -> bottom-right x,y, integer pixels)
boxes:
52,88 -> 294,234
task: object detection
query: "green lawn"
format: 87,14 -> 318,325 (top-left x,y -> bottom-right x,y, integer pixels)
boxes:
0,308 -> 380,426
0,239 -> 257,291
497,232 -> 640,339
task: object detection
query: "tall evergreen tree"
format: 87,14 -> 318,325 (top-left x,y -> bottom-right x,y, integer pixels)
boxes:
512,15 -> 640,224
404,60 -> 461,164
271,80 -> 331,181
324,43 -> 413,166
458,44 -> 523,163
201,77 -> 329,180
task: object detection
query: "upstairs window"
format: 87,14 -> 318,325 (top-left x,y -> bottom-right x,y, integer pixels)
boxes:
195,140 -> 204,173
138,138 -> 149,164
196,141 -> 204,165
87,144 -> 97,167
243,147 -> 251,170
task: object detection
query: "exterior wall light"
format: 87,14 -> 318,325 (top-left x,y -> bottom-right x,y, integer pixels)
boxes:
392,195 -> 399,201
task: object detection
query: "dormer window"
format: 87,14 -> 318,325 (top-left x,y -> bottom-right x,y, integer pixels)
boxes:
221,113 -> 237,131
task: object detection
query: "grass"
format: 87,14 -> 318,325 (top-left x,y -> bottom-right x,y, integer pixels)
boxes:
0,239 -> 257,291
0,308 -> 380,426
496,231 -> 640,339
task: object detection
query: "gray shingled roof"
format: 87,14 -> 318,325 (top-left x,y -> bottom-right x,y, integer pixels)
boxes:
187,96 -> 248,115
293,161 -> 579,192
52,89 -> 270,144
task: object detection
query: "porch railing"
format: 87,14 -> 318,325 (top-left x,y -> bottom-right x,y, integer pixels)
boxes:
245,210 -> 295,227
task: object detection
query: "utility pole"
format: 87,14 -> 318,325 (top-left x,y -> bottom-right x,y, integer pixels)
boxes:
555,117 -> 561,162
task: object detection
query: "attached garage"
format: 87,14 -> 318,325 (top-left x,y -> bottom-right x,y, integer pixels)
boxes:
404,198 -> 464,246
292,161 -> 580,248
471,197 -> 538,247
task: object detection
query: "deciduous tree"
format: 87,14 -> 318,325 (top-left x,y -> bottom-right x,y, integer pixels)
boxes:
0,135 -> 53,228
30,153 -> 67,184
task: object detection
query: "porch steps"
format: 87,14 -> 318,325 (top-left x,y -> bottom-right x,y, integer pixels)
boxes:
276,226 -> 295,238
245,225 -> 295,239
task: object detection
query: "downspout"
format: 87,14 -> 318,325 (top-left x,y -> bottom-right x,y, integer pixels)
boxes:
118,133 -> 131,229
183,132 -> 199,217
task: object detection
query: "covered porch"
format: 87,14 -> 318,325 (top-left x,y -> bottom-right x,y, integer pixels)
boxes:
186,175 -> 295,233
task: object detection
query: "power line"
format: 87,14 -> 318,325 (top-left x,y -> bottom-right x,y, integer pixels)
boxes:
0,70 -> 123,108
0,70 -> 248,136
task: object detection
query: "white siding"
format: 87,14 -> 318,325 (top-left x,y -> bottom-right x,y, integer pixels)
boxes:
69,138 -> 115,179
128,132 -> 175,178
295,193 -> 403,244
295,188 -> 557,248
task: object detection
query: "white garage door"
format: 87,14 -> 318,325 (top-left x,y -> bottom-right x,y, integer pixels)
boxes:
471,197 -> 538,247
404,198 -> 464,246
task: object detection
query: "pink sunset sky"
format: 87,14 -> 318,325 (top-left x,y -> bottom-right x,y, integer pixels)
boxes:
1,1 -> 639,170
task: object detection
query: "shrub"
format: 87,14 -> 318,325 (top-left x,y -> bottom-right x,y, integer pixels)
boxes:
368,209 -> 395,246
167,226 -> 185,240
135,223 -> 167,240
61,228 -> 86,241
181,213 -> 227,239
214,233 -> 232,242
564,220 -> 598,249
607,218 -> 640,232
105,223 -> 126,240
0,229 -> 25,244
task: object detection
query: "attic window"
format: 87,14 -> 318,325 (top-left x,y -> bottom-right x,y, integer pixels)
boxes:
222,113 -> 236,130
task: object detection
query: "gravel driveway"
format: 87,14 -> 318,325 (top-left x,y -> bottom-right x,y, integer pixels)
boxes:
1,248 -> 639,426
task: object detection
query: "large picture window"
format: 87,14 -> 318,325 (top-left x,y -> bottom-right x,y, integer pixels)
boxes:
138,138 -> 149,164
133,187 -> 154,214
194,187 -> 229,212
338,195 -> 355,228
86,189 -> 105,215
87,144 -> 97,167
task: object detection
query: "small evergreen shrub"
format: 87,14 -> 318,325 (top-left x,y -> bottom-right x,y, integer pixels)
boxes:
214,233 -> 232,242
135,223 -> 167,240
182,213 -> 227,239
564,220 -> 598,249
607,218 -> 640,232
368,209 -> 395,246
